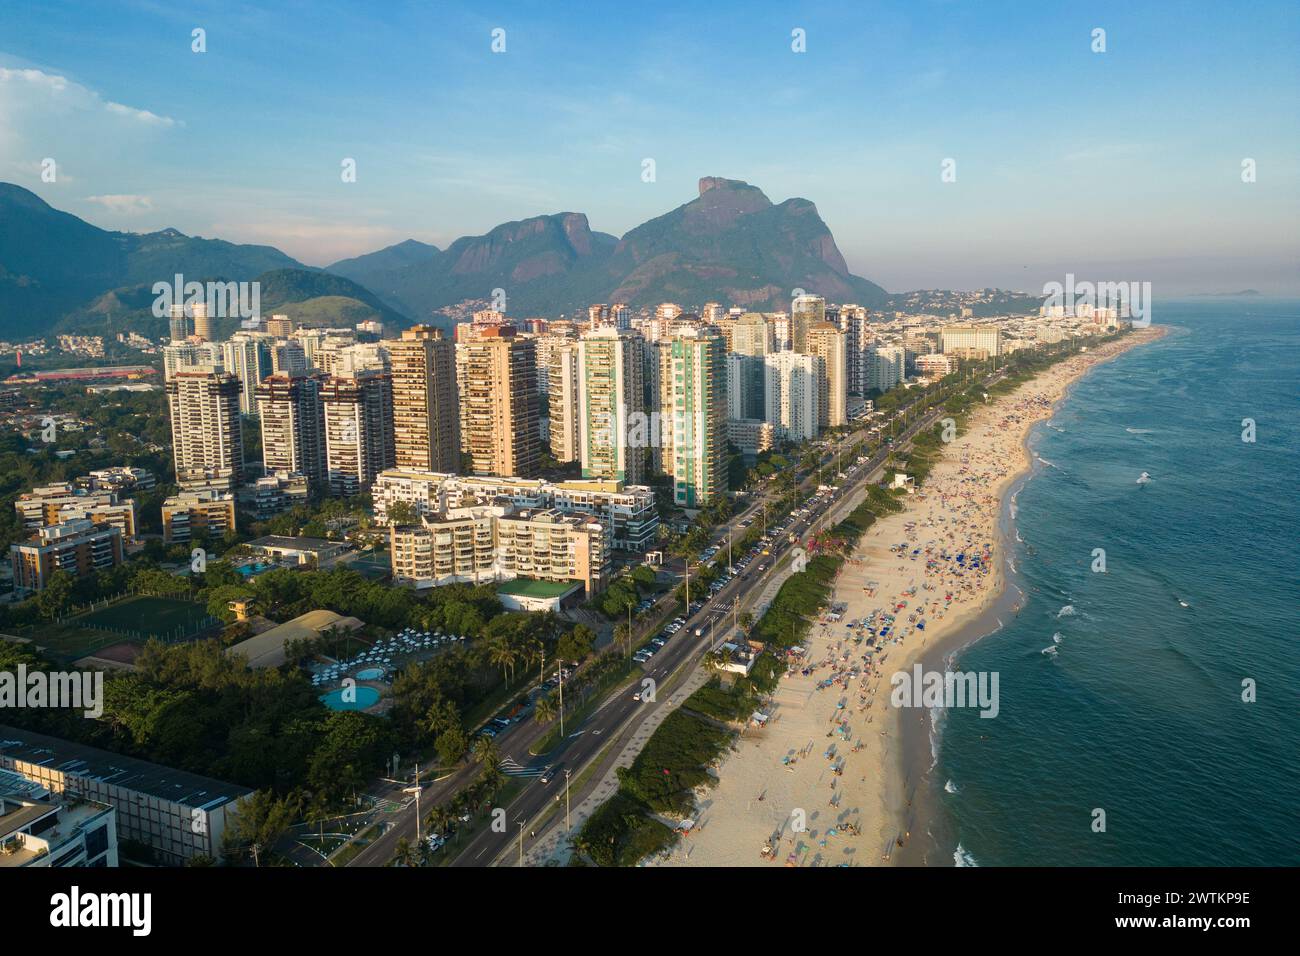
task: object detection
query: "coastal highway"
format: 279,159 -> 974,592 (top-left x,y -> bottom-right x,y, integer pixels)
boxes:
352,380 -> 969,867
450,402 -> 954,867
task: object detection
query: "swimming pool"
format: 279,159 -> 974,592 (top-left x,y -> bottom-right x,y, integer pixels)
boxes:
319,686 -> 381,711
355,667 -> 385,681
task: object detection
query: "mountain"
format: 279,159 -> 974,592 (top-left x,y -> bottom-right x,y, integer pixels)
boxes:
0,183 -> 303,338
253,268 -> 411,329
325,177 -> 888,325
600,177 -> 887,310
2,176 -> 891,340
58,268 -> 409,342
328,216 -> 619,329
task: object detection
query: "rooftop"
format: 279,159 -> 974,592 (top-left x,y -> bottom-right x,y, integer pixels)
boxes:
0,725 -> 251,808
497,578 -> 580,599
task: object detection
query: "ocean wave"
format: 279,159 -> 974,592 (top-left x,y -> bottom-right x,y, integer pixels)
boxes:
928,705 -> 947,771
1052,631 -> 1063,644
944,779 -> 960,795
1041,644 -> 1059,658
954,844 -> 979,867
1057,604 -> 1076,618
1035,456 -> 1058,468
1125,427 -> 1155,434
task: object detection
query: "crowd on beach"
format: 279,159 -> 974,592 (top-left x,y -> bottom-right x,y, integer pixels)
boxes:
648,334 -> 1160,868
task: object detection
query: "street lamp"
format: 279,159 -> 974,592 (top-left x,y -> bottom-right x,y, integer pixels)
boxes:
564,769 -> 572,833
402,763 -> 422,855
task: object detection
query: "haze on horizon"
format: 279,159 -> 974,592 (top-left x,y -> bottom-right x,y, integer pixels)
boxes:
2,0 -> 1297,297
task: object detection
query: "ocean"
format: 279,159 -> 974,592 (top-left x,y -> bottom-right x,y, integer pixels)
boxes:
913,300 -> 1300,867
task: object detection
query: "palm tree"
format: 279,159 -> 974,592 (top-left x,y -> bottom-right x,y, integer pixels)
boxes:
394,837 -> 418,867
704,649 -> 730,673
487,636 -> 518,686
738,610 -> 755,633
471,735 -> 500,769
534,694 -> 557,725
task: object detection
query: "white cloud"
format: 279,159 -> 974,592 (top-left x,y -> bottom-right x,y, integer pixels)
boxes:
0,67 -> 180,127
85,194 -> 154,213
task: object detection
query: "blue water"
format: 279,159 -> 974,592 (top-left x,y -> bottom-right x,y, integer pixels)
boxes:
320,686 -> 381,711
931,302 -> 1299,867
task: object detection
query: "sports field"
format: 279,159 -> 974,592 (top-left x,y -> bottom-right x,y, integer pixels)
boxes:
28,595 -> 218,660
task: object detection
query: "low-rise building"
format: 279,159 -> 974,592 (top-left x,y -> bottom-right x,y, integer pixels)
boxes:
0,727 -> 248,866
15,483 -> 137,540
9,519 -> 124,593
726,418 -> 776,456
0,769 -> 118,868
243,535 -> 349,567
161,488 -> 237,543
372,469 -> 659,552
389,505 -> 607,596
235,472 -> 310,520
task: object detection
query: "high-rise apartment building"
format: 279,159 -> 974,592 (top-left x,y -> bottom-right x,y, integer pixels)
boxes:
191,302 -> 213,342
320,370 -> 394,496
865,345 -> 907,393
764,351 -> 822,443
790,294 -> 825,353
940,324 -> 1002,360
806,322 -> 848,428
166,368 -> 244,489
387,325 -> 460,473
726,353 -> 767,421
732,312 -> 773,358
168,304 -> 189,343
668,327 -> 726,508
255,373 -> 327,487
457,326 -> 540,477
840,305 -> 872,395
162,341 -> 224,381
222,333 -> 274,416
271,339 -> 308,377
648,339 -> 675,477
578,328 -> 645,484
770,312 -> 791,351
548,342 -> 581,464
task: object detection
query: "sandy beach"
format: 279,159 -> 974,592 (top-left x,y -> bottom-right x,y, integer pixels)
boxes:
651,328 -> 1165,868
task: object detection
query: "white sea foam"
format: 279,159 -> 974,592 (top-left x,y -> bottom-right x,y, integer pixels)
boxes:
1057,604 -> 1076,618
1125,427 -> 1155,434
944,779 -> 960,795
954,844 -> 979,867
928,705 -> 947,770
1041,645 -> 1059,657
1052,631 -> 1063,644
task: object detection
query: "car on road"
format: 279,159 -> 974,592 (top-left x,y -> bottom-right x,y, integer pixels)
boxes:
539,765 -> 561,785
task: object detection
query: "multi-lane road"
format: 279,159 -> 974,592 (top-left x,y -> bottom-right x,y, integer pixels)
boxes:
447,401 -> 953,867
343,381 -> 966,868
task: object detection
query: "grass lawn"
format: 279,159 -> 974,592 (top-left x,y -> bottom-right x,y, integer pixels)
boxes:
79,595 -> 213,636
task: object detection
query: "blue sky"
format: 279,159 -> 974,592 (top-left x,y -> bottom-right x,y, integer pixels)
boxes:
3,0 -> 1297,294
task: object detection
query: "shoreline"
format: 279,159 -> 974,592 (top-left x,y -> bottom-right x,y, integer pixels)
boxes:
652,327 -> 1166,868
887,326 -> 1170,866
